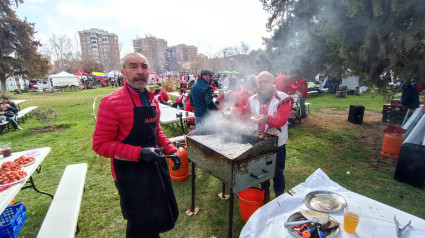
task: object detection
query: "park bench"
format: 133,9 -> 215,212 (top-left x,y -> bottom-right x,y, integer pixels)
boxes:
0,106 -> 37,133
17,106 -> 38,123
0,121 -> 8,135
37,163 -> 88,238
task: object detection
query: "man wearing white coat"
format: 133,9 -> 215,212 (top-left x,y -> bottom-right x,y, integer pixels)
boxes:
225,71 -> 291,201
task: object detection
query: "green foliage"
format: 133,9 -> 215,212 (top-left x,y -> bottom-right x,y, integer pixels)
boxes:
260,0 -> 425,89
32,107 -> 58,128
0,0 -> 51,96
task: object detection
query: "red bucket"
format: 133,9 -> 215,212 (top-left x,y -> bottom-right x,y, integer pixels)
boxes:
237,188 -> 265,223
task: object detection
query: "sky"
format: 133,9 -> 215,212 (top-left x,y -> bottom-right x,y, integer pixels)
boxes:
15,0 -> 271,57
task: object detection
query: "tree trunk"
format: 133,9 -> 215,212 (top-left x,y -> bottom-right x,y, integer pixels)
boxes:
1,78 -> 8,97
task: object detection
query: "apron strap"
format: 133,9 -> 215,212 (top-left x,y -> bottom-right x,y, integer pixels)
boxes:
126,85 -> 153,107
126,85 -> 137,108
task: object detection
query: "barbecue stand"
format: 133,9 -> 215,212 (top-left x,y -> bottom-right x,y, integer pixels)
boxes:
186,128 -> 278,238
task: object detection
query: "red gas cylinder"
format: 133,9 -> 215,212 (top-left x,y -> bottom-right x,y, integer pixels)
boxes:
169,142 -> 189,181
381,133 -> 404,158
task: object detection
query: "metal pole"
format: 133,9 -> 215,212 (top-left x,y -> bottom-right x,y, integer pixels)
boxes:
222,182 -> 226,199
228,187 -> 234,238
191,161 -> 196,212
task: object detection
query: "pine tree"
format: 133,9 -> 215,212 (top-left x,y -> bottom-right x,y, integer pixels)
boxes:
0,0 -> 50,96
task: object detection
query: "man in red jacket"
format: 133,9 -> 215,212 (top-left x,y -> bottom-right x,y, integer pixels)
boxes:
93,53 -> 181,238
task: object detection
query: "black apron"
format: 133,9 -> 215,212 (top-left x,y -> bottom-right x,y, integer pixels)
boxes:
113,86 -> 178,233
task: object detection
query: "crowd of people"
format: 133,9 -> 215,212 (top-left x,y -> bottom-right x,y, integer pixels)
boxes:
92,52 -> 309,238
0,96 -> 21,131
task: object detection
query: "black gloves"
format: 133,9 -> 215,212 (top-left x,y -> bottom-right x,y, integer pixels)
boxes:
139,147 -> 164,163
168,153 -> 181,170
139,147 -> 181,171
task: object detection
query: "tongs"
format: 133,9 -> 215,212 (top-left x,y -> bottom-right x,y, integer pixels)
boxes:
394,215 -> 410,237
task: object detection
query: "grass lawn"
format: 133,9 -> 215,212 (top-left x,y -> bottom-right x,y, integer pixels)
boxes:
2,88 -> 424,238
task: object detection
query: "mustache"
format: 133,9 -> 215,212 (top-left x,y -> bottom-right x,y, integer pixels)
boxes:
133,75 -> 147,81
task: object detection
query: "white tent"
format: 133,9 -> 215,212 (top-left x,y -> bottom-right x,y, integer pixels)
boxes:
48,71 -> 79,87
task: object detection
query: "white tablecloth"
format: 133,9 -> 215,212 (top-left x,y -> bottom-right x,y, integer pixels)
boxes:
158,103 -> 194,124
240,168 -> 425,238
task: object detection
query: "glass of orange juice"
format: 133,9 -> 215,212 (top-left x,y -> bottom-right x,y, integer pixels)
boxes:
343,207 -> 360,233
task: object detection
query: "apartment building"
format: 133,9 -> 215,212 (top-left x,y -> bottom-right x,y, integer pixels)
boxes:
78,28 -> 120,69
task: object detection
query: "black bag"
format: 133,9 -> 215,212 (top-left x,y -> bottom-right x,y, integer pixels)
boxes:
394,143 -> 425,188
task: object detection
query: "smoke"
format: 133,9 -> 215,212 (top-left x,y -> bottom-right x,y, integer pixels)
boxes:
194,110 -> 254,145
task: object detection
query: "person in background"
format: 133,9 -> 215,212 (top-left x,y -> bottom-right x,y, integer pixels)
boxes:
223,77 -> 242,108
189,69 -> 218,129
0,103 -> 21,130
154,88 -> 167,104
293,77 -> 308,118
184,91 -> 195,127
159,86 -> 169,103
237,75 -> 257,108
0,96 -> 18,111
92,53 -> 181,238
224,71 -> 291,201
172,88 -> 186,109
212,74 -> 219,89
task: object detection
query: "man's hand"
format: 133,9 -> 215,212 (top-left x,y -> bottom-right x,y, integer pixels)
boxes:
139,147 -> 164,163
168,153 -> 181,170
253,114 -> 269,124
222,107 -> 234,116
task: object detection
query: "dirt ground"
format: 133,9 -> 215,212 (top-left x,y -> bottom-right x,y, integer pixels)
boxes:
301,108 -> 399,173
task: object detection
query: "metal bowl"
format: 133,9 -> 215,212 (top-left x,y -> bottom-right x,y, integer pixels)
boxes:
287,212 -> 341,238
305,190 -> 347,213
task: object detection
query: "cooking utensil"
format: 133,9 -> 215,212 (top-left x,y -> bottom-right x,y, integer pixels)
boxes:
301,209 -> 330,225
286,212 -> 341,238
305,190 -> 347,212
394,215 -> 410,237
284,217 -> 319,228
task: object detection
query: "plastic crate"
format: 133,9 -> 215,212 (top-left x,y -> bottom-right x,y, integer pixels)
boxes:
0,203 -> 27,238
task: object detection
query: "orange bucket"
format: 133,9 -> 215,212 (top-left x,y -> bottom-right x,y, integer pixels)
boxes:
237,188 -> 265,223
167,85 -> 173,92
169,145 -> 189,181
381,133 -> 404,158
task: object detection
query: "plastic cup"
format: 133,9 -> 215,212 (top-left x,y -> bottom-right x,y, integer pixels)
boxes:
0,142 -> 12,157
185,111 -> 189,117
343,208 -> 360,234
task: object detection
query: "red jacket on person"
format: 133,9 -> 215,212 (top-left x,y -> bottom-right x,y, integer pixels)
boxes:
161,90 -> 169,101
294,78 -> 308,98
174,93 -> 185,104
92,82 -> 177,180
184,95 -> 195,126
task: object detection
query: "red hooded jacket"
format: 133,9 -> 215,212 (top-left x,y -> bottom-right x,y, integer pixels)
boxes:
93,82 -> 177,180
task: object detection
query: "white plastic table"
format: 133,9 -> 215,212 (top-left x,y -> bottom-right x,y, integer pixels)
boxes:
240,168 -> 425,238
0,147 -> 52,214
158,103 -> 194,136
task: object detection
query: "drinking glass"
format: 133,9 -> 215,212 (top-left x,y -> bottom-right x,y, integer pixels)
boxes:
343,207 -> 360,234
0,142 -> 12,157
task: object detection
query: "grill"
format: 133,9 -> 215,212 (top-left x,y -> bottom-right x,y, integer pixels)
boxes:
185,126 -> 278,238
186,127 -> 278,193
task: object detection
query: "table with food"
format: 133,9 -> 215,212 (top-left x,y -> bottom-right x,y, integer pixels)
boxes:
0,147 -> 52,214
240,168 -> 425,238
